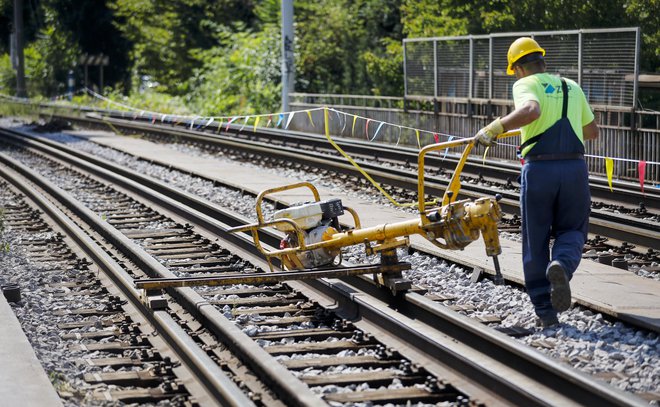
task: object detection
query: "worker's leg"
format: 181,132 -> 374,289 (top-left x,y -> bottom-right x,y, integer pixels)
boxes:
520,162 -> 558,319
551,159 -> 590,278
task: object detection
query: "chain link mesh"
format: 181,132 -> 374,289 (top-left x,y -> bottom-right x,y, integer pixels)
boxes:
405,29 -> 639,108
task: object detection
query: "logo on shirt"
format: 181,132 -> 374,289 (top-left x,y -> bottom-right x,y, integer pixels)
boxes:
542,83 -> 556,94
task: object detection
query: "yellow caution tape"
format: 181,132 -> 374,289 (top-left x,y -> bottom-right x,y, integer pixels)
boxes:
323,108 -> 422,208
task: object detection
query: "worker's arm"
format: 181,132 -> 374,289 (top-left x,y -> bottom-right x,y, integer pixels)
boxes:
501,101 -> 540,131
583,120 -> 599,140
475,101 -> 540,146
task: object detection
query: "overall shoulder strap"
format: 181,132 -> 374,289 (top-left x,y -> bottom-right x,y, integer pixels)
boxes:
560,78 -> 569,118
518,77 -> 569,154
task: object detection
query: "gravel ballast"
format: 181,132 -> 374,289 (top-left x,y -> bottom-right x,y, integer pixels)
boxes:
0,120 -> 658,404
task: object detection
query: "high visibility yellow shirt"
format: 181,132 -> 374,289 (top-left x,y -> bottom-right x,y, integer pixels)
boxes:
513,73 -> 594,157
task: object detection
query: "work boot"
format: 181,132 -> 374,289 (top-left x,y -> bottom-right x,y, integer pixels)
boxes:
535,314 -> 559,329
546,260 -> 571,312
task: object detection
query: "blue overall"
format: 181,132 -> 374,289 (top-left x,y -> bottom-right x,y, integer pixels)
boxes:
519,79 -> 590,319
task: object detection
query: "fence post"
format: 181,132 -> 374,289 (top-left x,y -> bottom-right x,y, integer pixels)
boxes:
403,41 -> 408,98
488,36 -> 493,119
578,31 -> 583,86
468,36 -> 474,100
633,27 -> 640,111
433,40 -> 438,99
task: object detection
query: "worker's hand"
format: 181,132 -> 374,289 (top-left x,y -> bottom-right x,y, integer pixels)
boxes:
475,118 -> 504,147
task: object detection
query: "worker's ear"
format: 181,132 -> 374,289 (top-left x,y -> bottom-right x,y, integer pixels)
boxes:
514,65 -> 524,78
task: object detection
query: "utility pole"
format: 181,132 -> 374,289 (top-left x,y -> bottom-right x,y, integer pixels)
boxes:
281,0 -> 294,112
13,0 -> 27,98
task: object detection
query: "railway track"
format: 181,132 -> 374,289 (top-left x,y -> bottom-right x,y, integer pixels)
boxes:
0,125 -> 647,405
43,110 -> 659,251
22,112 -> 660,280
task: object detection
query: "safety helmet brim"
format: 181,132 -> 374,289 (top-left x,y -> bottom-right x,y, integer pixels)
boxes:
507,38 -> 546,75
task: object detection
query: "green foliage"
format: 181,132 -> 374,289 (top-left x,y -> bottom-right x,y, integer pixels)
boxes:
624,0 -> 659,73
186,23 -> 282,115
0,20 -> 77,97
0,53 -> 13,92
362,39 -> 403,96
107,88 -> 191,115
109,0 -> 256,95
0,0 -> 657,112
294,0 -> 365,93
293,0 -> 403,95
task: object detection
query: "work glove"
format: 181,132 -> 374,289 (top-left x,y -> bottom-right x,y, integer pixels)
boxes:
475,118 -> 504,147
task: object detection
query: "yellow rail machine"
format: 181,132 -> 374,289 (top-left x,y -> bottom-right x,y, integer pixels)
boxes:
135,133 -> 517,296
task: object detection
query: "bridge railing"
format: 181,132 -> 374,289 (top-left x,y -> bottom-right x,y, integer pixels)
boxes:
289,93 -> 659,185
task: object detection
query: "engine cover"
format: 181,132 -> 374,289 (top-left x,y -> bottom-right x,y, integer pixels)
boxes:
293,225 -> 340,269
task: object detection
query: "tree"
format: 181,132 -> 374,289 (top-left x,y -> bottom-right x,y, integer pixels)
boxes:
109,0 -> 255,94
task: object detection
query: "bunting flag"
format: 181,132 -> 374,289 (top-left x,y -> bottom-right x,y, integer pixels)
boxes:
334,110 -> 342,132
205,117 -> 214,128
415,130 -> 421,148
239,116 -> 250,132
225,116 -> 238,131
340,112 -> 348,134
151,116 -> 156,124
217,121 -> 223,133
370,122 -> 385,142
253,116 -> 260,132
482,147 -> 490,165
276,113 -> 284,127
189,118 -> 196,130
266,115 -> 273,127
161,114 -> 167,123
365,119 -> 372,139
433,133 -> 440,143
351,115 -> 358,136
395,126 -> 402,146
306,110 -> 315,127
322,108 -> 402,207
285,112 -> 295,129
442,136 -> 454,160
639,160 -> 646,194
605,157 -> 614,192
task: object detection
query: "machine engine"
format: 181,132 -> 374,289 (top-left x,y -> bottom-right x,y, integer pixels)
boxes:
274,198 -> 344,269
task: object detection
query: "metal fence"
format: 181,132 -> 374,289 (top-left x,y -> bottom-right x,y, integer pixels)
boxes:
404,28 -> 640,108
289,93 -> 659,185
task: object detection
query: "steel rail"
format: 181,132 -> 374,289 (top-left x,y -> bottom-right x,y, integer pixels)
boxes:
0,128 -> 646,406
0,156 -> 255,407
3,127 -> 657,321
89,110 -> 660,208
0,132 -> 326,407
4,128 -> 657,308
18,116 -> 660,248
14,99 -> 660,206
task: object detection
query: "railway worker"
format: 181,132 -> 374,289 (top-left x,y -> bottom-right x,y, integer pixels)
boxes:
475,37 -> 599,328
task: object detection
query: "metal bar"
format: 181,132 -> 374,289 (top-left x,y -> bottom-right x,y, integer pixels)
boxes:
468,36 -> 474,99
433,40 -> 438,99
134,263 -> 411,290
13,0 -> 27,98
281,0 -> 294,112
578,30 -> 583,86
633,27 -> 640,110
403,39 -> 408,97
488,37 -> 493,101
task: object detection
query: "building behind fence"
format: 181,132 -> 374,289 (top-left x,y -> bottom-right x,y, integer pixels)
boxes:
289,27 -> 658,185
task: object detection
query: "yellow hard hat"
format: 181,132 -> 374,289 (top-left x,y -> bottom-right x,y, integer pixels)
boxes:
507,37 -> 545,75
